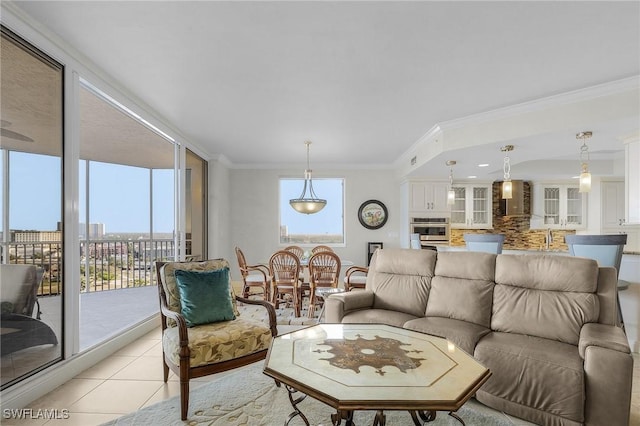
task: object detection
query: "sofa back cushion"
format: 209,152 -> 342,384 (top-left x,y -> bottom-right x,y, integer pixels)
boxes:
492,254 -> 599,345
370,248 -> 436,317
426,251 -> 496,327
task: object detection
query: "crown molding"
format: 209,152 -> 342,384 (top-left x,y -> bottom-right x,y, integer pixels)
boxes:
438,75 -> 639,132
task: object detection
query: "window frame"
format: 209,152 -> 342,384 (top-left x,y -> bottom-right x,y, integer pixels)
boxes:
278,177 -> 345,247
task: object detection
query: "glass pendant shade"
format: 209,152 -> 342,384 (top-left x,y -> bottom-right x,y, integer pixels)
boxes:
502,180 -> 513,199
577,132 -> 592,193
290,199 -> 326,214
446,160 -> 456,206
447,189 -> 455,205
579,163 -> 591,193
289,141 -> 327,214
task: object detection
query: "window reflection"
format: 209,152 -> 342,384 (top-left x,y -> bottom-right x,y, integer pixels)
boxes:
1,26 -> 64,390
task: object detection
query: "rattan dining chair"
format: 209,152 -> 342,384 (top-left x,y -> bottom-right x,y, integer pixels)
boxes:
235,246 -> 271,301
311,245 -> 334,254
269,250 -> 303,316
343,266 -> 368,291
283,245 -> 305,259
308,251 -> 341,318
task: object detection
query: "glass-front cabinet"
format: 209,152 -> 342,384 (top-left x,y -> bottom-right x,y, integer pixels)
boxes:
533,183 -> 587,229
450,184 -> 492,229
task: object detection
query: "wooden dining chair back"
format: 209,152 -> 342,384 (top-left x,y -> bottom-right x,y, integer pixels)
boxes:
234,246 -> 271,301
269,250 -> 302,316
283,245 -> 304,259
311,245 -> 334,254
156,259 -> 277,420
308,251 -> 341,318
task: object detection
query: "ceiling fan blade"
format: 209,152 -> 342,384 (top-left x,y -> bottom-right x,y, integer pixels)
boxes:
1,128 -> 34,142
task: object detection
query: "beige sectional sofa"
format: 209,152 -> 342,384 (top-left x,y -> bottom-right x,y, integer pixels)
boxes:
324,248 -> 633,426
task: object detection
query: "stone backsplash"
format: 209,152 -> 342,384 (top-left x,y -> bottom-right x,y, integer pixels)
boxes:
449,181 -> 576,251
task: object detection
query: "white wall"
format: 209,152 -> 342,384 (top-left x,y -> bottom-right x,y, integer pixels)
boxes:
227,168 -> 401,280
208,159 -> 232,261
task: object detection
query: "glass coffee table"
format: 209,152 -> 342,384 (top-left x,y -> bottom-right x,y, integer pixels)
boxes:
263,323 -> 491,426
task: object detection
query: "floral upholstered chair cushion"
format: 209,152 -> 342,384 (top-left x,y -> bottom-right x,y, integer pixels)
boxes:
162,318 -> 273,367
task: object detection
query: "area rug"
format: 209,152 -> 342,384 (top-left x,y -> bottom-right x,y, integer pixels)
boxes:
102,362 -> 522,426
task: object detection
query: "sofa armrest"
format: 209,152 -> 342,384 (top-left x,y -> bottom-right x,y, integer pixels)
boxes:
579,323 -> 630,359
324,290 -> 375,323
580,323 -> 633,426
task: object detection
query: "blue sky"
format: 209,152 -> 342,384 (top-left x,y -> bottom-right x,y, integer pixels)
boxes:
5,152 -> 174,233
4,152 -> 342,235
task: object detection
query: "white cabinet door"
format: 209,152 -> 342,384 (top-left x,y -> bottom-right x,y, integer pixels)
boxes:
537,184 -> 587,229
409,181 -> 449,213
602,181 -> 625,228
431,183 -> 449,212
450,184 -> 492,229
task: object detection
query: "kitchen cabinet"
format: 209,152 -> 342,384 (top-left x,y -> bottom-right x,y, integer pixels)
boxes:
409,181 -> 449,213
450,184 -> 492,229
601,181 -> 626,229
533,183 -> 587,229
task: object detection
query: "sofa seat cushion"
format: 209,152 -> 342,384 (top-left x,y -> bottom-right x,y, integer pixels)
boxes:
162,318 -> 272,368
403,317 -> 491,355
342,309 -> 418,328
474,331 -> 584,423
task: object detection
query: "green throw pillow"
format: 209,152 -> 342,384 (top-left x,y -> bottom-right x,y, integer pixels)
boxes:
174,268 -> 236,327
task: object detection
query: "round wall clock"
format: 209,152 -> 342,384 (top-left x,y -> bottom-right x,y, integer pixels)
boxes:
358,200 -> 388,230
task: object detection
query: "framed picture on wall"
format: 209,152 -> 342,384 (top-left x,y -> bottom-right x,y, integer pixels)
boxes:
358,200 -> 388,229
367,242 -> 383,266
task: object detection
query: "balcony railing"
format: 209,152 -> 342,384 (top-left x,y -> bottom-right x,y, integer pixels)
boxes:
2,239 -> 175,296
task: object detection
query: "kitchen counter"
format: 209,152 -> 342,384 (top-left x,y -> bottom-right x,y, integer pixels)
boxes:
438,246 -> 640,256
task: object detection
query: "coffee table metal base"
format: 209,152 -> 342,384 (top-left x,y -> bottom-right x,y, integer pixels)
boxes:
284,384 -> 310,426
283,384 -> 466,426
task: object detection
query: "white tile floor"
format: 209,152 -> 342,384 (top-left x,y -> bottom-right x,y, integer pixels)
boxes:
3,326 -> 639,426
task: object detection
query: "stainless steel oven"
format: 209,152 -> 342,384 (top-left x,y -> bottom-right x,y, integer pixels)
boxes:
410,217 -> 450,247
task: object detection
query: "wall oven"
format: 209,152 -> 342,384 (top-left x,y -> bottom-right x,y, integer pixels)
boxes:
410,217 -> 450,247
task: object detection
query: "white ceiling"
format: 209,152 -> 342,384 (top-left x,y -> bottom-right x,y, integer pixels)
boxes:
6,1 -> 640,180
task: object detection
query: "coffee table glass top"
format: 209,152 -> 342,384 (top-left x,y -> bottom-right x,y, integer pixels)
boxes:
264,323 -> 490,411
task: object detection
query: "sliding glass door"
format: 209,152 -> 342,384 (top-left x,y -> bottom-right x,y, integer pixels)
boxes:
0,23 -> 209,390
0,27 -> 64,390
78,83 -> 176,350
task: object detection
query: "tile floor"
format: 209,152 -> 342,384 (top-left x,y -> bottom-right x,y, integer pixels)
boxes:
2,327 -> 639,426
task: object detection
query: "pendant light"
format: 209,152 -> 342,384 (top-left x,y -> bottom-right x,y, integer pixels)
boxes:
576,131 -> 592,193
446,160 -> 456,205
501,145 -> 514,199
289,141 -> 327,214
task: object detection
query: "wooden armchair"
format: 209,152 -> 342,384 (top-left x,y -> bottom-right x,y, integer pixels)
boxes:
235,246 -> 271,301
156,259 -> 277,420
343,266 -> 368,291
